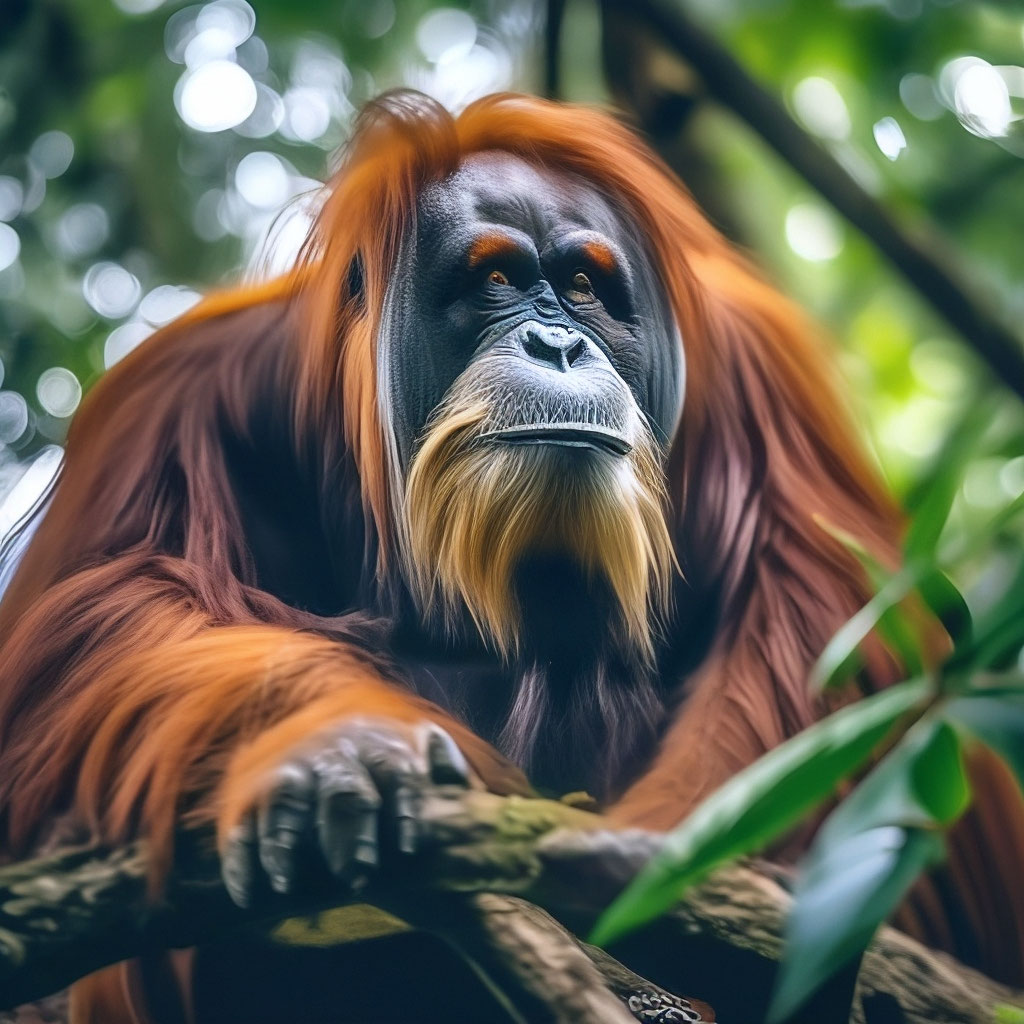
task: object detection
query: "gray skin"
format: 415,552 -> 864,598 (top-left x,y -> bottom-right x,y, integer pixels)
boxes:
222,153 -> 685,909
386,152 -> 684,471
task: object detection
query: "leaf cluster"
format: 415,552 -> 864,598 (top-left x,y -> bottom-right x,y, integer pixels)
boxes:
593,402 -> 1024,1022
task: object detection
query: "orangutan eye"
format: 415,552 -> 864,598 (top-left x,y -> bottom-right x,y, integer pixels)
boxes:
487,269 -> 510,286
571,271 -> 594,295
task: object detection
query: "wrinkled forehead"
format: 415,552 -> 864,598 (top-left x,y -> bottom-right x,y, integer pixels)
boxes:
416,151 -> 633,251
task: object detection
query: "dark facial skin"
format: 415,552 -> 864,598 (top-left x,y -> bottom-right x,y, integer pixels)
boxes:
383,152 -> 684,470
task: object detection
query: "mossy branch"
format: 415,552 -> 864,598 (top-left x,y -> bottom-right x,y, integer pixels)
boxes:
1,788 -> 1020,1023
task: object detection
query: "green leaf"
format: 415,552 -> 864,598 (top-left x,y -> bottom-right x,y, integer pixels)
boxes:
936,492 -> 1024,568
947,692 -> 1024,799
903,402 -> 990,560
811,571 -> 914,690
959,616 -> 1024,673
875,602 -> 924,679
946,673 -> 1024,699
767,719 -> 965,1022
812,515 -> 891,590
589,678 -> 932,948
910,721 -> 971,824
767,827 -> 943,1024
818,716 -> 970,843
947,558 -> 1024,672
916,568 -> 972,646
813,494 -> 1023,693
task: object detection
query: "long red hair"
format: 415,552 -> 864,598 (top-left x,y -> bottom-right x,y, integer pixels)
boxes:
0,89 -> 897,851
4,92 -> 1019,990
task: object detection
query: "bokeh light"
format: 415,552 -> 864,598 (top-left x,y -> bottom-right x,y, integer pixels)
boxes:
183,26 -> 238,68
0,224 -> 20,273
36,368 -> 82,419
1001,456 -> 1024,499
791,76 -> 851,141
20,165 -> 46,215
113,0 -> 166,13
195,0 -> 256,50
138,285 -> 201,326
0,392 -> 29,446
877,394 -> 948,460
104,321 -> 156,369
83,262 -> 142,319
234,83 -> 285,138
175,60 -> 258,133
962,457 -> 1015,509
235,152 -> 291,209
873,117 -> 907,161
192,189 -> 228,242
0,263 -> 26,301
0,177 -> 24,222
279,87 -> 333,143
237,35 -> 269,75
357,0 -> 396,40
28,131 -> 74,179
53,203 -> 111,260
936,56 -> 1024,141
785,203 -> 843,262
899,73 -> 943,121
417,9 -> 478,64
909,339 -> 969,399
944,58 -> 1011,138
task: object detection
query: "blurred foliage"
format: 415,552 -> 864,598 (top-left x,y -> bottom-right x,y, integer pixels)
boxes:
594,404 -> 1024,1017
1,0 -> 1023,1014
0,0 -> 538,483
688,0 -> 1024,501
0,0 -> 1020,551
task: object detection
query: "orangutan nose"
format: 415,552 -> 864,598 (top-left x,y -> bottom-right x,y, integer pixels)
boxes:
519,323 -> 589,372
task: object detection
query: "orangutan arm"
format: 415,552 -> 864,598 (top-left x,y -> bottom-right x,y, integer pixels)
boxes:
0,553 -> 526,897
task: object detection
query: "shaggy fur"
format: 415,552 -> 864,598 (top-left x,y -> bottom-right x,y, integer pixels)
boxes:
1,92 -> 1023,1021
404,393 -> 674,663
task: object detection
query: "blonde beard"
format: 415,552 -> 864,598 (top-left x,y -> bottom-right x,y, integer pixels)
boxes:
402,395 -> 676,664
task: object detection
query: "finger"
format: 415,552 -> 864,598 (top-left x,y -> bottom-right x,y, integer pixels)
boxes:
221,812 -> 259,908
257,761 -> 315,895
314,751 -> 381,879
426,725 -> 471,786
354,729 -> 423,856
393,783 -> 419,856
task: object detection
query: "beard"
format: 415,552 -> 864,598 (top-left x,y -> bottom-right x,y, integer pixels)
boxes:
401,373 -> 676,668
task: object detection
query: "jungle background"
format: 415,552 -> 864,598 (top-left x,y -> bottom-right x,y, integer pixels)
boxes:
1,1 -> 1023,1022
0,0 -> 1022,576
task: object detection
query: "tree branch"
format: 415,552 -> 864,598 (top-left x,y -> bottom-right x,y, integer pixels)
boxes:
543,0 -> 567,100
2,788 -> 1021,1023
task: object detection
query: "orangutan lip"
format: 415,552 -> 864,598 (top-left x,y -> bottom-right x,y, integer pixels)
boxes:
481,425 -> 633,456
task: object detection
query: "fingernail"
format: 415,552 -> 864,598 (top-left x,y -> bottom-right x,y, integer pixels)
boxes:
354,838 -> 378,868
397,818 -> 417,855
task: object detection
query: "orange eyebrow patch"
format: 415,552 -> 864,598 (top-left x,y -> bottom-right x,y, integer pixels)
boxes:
582,240 -> 617,274
467,233 -> 522,269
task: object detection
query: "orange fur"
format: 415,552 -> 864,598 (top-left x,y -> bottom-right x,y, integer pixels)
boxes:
466,232 -> 525,270
0,92 -> 1022,1023
581,239 -> 618,274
